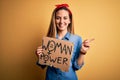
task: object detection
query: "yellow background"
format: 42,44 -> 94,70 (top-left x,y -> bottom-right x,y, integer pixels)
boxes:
0,0 -> 120,80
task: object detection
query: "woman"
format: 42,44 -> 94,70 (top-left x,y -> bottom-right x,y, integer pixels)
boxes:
36,4 -> 94,80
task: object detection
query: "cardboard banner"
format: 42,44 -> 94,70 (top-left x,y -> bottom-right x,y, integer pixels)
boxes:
38,37 -> 74,72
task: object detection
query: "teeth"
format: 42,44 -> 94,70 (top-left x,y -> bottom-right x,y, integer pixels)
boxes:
60,25 -> 64,27
60,26 -> 64,28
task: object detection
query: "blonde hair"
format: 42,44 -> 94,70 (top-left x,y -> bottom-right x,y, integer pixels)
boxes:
47,7 -> 74,38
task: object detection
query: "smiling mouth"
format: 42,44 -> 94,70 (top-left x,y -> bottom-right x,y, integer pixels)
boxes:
59,24 -> 65,27
60,25 -> 64,27
59,26 -> 64,28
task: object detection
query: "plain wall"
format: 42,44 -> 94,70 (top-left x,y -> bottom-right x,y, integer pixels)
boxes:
0,0 -> 120,80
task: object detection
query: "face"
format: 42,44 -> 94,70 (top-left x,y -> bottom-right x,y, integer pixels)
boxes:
55,9 -> 71,32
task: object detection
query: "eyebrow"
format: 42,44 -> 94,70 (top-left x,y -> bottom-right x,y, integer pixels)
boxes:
56,15 -> 69,17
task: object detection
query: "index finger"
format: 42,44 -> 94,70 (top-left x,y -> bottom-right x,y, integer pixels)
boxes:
89,38 -> 95,43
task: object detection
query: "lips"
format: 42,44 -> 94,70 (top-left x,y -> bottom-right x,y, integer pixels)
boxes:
59,23 -> 66,27
59,25 -> 64,27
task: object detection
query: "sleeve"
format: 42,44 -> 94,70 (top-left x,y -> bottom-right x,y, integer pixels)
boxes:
73,59 -> 84,70
36,61 -> 46,69
72,36 -> 84,70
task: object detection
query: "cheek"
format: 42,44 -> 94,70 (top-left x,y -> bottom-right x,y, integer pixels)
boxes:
67,20 -> 70,25
67,19 -> 71,24
55,20 -> 59,24
69,19 -> 71,23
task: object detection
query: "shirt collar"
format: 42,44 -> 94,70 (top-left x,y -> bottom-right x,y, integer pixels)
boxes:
56,32 -> 71,40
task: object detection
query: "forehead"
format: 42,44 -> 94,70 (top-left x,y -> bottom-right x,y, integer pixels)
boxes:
55,9 -> 69,16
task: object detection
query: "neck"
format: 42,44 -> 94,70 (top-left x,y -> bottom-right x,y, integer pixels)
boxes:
57,30 -> 67,39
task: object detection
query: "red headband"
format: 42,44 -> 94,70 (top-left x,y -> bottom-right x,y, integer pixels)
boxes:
55,4 -> 69,9
55,4 -> 72,15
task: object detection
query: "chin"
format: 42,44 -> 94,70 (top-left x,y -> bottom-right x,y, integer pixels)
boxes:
58,28 -> 65,31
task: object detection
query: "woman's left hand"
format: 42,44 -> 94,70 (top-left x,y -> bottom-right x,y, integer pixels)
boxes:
80,38 -> 94,54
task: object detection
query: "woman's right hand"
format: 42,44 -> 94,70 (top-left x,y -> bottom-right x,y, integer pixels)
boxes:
36,46 -> 43,58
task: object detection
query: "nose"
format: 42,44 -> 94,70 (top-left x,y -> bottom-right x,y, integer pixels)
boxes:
60,18 -> 64,24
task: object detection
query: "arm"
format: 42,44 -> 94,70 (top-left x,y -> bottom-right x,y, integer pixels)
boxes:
77,38 -> 94,66
77,54 -> 85,66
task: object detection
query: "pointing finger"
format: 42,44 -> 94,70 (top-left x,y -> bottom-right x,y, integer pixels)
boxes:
89,38 -> 95,43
